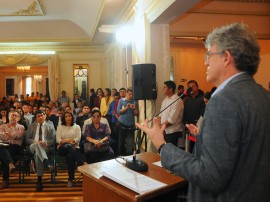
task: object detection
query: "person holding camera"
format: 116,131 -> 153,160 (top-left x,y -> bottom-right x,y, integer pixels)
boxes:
116,88 -> 138,155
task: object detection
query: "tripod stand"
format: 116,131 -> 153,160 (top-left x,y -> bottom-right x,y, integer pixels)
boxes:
136,99 -> 148,153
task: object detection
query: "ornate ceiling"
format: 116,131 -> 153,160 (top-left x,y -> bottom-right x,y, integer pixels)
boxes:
0,0 -> 269,52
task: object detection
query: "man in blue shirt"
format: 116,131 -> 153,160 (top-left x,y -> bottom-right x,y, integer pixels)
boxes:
117,88 -> 138,155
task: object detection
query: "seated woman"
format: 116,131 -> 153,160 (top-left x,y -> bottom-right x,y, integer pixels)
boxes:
17,108 -> 29,130
0,110 -> 25,189
84,109 -> 114,164
0,107 -> 9,125
56,111 -> 84,188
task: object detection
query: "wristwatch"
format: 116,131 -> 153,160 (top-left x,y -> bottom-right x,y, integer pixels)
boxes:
157,143 -> 166,155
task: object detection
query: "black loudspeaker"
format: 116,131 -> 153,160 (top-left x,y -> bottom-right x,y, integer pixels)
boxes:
132,63 -> 157,100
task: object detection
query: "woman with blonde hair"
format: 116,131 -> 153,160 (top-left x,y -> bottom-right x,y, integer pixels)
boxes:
100,88 -> 114,118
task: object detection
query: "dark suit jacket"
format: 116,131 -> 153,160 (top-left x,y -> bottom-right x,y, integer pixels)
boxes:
72,99 -> 82,109
161,73 -> 270,201
48,114 -> 59,130
25,121 -> 56,153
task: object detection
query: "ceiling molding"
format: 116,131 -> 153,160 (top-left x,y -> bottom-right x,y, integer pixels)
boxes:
0,45 -> 106,54
0,0 -> 44,16
118,0 -> 137,24
145,0 -> 176,23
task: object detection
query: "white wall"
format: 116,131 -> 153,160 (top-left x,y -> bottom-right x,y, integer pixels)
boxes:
57,52 -> 103,101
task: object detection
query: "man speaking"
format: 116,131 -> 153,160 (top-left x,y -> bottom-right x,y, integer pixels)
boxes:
137,23 -> 270,201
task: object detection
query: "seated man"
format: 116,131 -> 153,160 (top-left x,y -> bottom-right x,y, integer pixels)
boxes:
25,110 -> 56,191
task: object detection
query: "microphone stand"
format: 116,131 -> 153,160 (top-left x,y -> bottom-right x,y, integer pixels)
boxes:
126,128 -> 148,172
126,87 -> 192,172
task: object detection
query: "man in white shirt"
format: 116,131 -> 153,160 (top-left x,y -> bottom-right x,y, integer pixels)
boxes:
158,80 -> 184,146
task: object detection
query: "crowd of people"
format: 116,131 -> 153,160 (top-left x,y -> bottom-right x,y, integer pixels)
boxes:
1,23 -> 269,201
0,82 -> 210,191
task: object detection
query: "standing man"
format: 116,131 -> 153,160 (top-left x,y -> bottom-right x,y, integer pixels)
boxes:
26,110 -> 56,191
117,88 -> 139,155
58,90 -> 70,105
177,85 -> 184,96
183,80 -> 205,152
119,88 -> 127,99
158,81 -> 184,146
76,104 -> 91,130
137,23 -> 270,201
89,88 -> 96,110
72,94 -> 82,109
22,103 -> 34,126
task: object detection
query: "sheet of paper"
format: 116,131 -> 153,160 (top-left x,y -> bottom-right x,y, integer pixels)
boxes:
153,161 -> 162,167
102,165 -> 167,194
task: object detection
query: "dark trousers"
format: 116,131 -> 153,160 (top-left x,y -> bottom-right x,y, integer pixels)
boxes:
117,122 -> 135,156
85,149 -> 114,164
164,131 -> 183,147
0,144 -> 21,181
57,144 -> 84,181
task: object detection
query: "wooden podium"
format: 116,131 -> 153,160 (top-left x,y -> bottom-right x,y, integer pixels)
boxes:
78,152 -> 187,202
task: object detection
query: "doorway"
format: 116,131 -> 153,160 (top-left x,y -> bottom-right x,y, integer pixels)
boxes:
6,78 -> 14,96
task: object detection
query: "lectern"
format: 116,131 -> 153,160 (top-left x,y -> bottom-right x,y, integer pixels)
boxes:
78,152 -> 187,202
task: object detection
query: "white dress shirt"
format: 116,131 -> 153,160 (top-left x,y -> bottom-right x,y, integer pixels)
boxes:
159,93 -> 184,134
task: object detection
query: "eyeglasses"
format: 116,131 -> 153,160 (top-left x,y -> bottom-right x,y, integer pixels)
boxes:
205,51 -> 224,61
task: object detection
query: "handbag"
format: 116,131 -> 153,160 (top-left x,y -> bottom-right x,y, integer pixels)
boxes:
84,141 -> 110,153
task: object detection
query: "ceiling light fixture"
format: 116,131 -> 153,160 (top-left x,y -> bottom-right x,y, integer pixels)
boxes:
99,25 -> 116,33
116,26 -> 133,45
34,75 -> 42,82
17,66 -> 31,71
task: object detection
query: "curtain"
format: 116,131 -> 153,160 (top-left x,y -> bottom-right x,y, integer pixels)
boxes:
48,55 -> 60,101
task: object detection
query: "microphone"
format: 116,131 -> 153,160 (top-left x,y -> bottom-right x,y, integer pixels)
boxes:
148,87 -> 192,122
126,128 -> 148,172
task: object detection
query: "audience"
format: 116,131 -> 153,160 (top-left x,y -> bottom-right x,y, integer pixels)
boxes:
84,109 -> 114,164
0,110 -> 25,189
100,88 -> 114,118
0,84 -> 226,192
116,88 -> 139,155
94,88 -> 103,109
56,111 -> 85,188
25,110 -> 56,191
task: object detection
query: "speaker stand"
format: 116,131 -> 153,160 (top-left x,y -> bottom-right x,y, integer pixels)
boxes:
139,99 -> 147,152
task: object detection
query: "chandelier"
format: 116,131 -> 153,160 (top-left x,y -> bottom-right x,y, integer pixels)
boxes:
17,66 -> 30,71
34,75 -> 42,82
